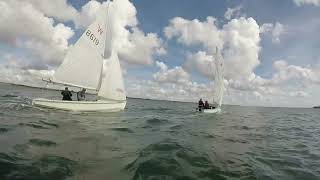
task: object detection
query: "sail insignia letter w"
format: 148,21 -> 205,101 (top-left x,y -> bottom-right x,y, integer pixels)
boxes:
98,24 -> 103,35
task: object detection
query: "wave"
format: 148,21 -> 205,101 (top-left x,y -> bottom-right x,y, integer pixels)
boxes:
19,120 -> 59,130
0,153 -> 75,179
146,118 -> 169,125
29,139 -> 57,147
111,127 -> 134,133
1,94 -> 19,98
125,139 -> 230,180
0,127 -> 10,134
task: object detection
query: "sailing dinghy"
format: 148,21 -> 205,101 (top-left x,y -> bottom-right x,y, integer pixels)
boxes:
203,48 -> 224,114
32,5 -> 126,112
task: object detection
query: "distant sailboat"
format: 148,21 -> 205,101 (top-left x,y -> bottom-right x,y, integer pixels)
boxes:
32,5 -> 126,112
203,47 -> 224,113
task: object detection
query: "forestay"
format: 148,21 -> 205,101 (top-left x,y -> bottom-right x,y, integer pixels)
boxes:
52,6 -> 108,90
213,48 -> 224,108
98,51 -> 126,101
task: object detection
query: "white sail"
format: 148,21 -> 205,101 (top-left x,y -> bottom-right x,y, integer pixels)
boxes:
52,6 -> 109,90
98,51 -> 126,101
214,48 -> 224,108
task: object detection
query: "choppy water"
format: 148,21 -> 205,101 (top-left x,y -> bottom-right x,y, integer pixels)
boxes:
0,82 -> 320,180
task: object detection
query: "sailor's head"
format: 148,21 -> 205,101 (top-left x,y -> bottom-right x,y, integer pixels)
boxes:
200,98 -> 202,101
82,88 -> 86,92
65,87 -> 68,90
205,100 -> 208,103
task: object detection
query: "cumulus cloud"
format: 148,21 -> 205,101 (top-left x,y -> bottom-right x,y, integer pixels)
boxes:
0,0 -> 165,88
165,16 -> 261,81
260,22 -> 285,43
22,0 -> 78,22
163,14 -> 317,107
224,6 -> 243,20
0,53 -> 54,86
0,0 -> 74,66
119,28 -> 166,65
126,78 -> 213,102
270,60 -> 320,85
164,17 -> 223,51
153,61 -> 190,85
184,51 -> 214,78
222,17 -> 261,79
74,0 -> 165,65
293,0 -> 320,6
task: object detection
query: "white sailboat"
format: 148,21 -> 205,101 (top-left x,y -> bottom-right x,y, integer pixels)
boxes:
32,5 -> 126,112
203,47 -> 224,114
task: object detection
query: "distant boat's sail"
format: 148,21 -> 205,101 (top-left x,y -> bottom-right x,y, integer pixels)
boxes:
98,51 -> 126,101
52,6 -> 108,90
213,47 -> 224,108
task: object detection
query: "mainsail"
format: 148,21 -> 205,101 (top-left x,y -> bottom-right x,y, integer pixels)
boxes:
213,48 -> 224,108
52,6 -> 108,90
98,51 -> 126,101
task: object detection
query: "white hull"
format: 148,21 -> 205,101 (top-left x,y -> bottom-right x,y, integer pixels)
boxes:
32,98 -> 126,112
203,108 -> 221,114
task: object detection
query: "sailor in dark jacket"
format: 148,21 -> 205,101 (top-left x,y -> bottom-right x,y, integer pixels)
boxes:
61,87 -> 72,101
198,98 -> 204,111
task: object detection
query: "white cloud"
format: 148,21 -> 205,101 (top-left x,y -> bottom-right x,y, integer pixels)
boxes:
224,6 -> 243,20
293,0 -> 320,6
0,0 -> 165,88
0,53 -> 54,86
163,14 -> 319,107
222,17 -> 261,79
184,51 -> 214,78
261,22 -> 285,43
289,91 -> 309,97
270,60 -> 320,85
164,17 -> 223,51
73,0 -> 102,28
0,0 -> 74,66
153,61 -> 190,85
74,0 -> 165,65
119,28 -> 166,65
126,78 -> 213,102
22,0 -> 78,22
165,16 -> 261,80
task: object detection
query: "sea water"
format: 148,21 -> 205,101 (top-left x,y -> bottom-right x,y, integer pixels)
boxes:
0,82 -> 319,180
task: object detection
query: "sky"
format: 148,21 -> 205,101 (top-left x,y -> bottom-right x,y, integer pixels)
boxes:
0,0 -> 320,107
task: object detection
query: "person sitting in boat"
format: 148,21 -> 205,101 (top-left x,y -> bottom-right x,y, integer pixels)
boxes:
204,100 -> 210,109
198,98 -> 204,111
61,87 -> 72,101
77,88 -> 86,101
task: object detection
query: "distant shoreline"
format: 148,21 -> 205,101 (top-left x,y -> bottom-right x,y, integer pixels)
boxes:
0,81 -> 194,103
0,81 -> 47,90
0,81 -> 316,108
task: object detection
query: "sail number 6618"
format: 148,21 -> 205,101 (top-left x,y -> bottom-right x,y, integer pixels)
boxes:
86,30 -> 99,46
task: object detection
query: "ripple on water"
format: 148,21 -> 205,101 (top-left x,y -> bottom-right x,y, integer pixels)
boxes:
29,139 -> 57,147
111,127 -> 134,133
0,153 -> 75,180
1,94 -> 19,98
146,118 -> 169,125
19,120 -> 59,130
125,139 -> 238,180
0,127 -> 10,134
